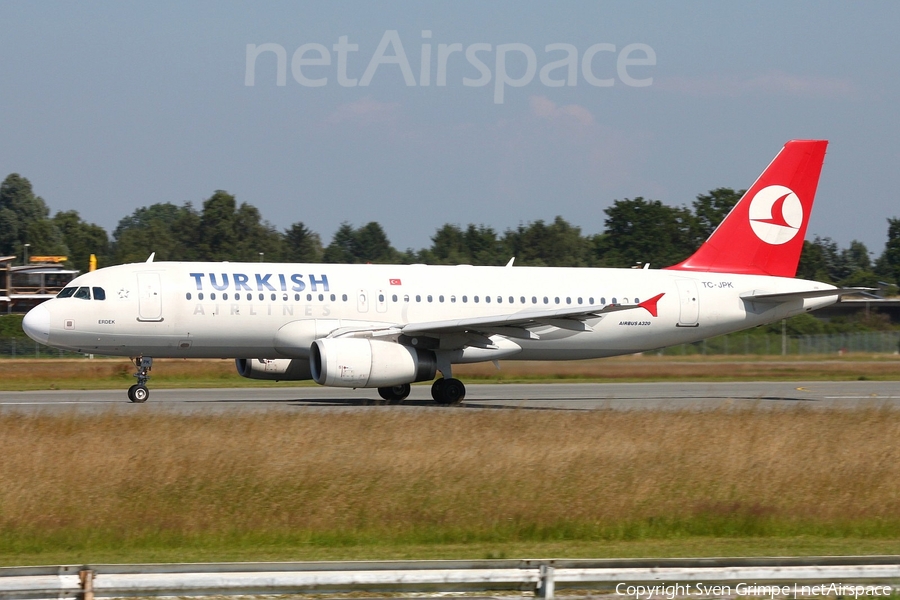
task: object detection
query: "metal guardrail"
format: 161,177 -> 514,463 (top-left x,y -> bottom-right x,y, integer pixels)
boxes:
2,557 -> 900,599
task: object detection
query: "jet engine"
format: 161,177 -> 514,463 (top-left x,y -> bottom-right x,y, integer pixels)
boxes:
235,358 -> 313,381
310,338 -> 436,388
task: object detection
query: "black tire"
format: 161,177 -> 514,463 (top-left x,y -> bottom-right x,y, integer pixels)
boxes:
431,378 -> 446,403
131,385 -> 149,403
127,384 -> 137,402
441,378 -> 466,404
377,384 -> 410,404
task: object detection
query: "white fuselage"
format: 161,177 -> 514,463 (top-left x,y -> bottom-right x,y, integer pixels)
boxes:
30,261 -> 837,360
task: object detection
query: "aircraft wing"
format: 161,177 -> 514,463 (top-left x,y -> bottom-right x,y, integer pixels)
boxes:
740,287 -> 874,304
326,293 -> 664,342
401,293 -> 665,339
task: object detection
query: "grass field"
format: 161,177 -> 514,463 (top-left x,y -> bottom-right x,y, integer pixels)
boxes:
3,408 -> 900,565
1,353 -> 900,391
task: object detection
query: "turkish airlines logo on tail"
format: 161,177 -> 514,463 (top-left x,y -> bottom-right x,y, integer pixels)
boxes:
748,185 -> 803,245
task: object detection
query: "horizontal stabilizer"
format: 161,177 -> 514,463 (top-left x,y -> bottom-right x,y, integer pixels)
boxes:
740,287 -> 874,304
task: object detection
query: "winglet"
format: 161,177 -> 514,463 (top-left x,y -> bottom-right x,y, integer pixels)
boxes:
639,293 -> 664,317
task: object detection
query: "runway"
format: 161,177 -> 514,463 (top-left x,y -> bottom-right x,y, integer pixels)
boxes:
1,381 -> 899,413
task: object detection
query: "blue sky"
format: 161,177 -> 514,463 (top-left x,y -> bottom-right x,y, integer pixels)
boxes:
2,1 -> 898,257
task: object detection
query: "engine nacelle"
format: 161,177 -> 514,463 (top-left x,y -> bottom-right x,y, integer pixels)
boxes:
310,338 -> 436,388
235,358 -> 313,381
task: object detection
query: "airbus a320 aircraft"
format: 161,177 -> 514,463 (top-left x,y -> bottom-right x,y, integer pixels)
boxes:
23,140 -> 862,404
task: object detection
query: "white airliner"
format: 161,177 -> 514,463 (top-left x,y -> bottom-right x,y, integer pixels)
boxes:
22,140 -> 862,404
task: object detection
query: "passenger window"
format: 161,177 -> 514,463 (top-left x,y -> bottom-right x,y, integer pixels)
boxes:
58,287 -> 77,298
450,295 -> 456,303
210,293 -> 216,301
462,295 -> 467,303
485,296 -> 490,303
392,294 -> 398,302
532,296 -> 537,304
566,297 -> 571,304
416,295 -> 421,302
379,294 -> 385,302
474,296 -> 480,303
554,297 -> 560,304
439,295 -> 444,302
224,293 -> 229,300
577,297 -> 583,304
520,296 -> 525,304
307,294 -> 312,301
92,287 -> 106,300
186,292 -> 192,300
330,294 -> 336,301
403,295 -> 409,302
74,287 -> 91,300
427,295 -> 433,302
601,297 -> 606,304
342,294 -> 348,301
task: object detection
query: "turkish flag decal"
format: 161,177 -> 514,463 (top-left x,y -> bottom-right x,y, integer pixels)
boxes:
389,279 -> 402,285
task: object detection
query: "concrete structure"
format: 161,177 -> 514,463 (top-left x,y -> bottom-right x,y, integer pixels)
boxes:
0,256 -> 78,314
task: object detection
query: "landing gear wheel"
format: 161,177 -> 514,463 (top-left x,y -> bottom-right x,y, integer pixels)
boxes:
431,378 -> 465,405
128,356 -> 153,403
129,384 -> 149,403
377,384 -> 411,404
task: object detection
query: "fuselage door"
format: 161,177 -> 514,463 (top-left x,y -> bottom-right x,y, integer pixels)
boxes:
137,272 -> 163,322
357,289 -> 369,313
375,289 -> 387,313
675,279 -> 700,327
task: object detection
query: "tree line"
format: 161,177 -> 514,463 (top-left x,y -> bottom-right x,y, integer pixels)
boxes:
2,173 -> 899,292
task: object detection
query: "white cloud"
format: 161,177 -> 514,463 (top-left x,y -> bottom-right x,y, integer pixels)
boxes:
324,97 -> 401,125
529,95 -> 595,125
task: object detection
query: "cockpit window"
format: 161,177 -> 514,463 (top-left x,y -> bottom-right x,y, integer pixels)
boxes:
92,287 -> 106,300
57,287 -> 77,298
73,287 -> 91,300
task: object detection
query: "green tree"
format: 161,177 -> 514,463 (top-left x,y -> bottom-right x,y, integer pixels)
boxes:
283,222 -> 323,263
53,210 -> 110,271
875,218 -> 900,287
322,222 -> 399,264
503,216 -> 591,267
196,191 -> 282,262
595,197 -> 696,268
692,187 -> 743,244
0,173 -> 67,259
113,203 -> 200,263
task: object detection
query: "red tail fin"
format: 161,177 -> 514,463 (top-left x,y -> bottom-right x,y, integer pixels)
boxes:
667,140 -> 828,277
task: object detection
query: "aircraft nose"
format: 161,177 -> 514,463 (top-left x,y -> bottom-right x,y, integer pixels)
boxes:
22,304 -> 50,344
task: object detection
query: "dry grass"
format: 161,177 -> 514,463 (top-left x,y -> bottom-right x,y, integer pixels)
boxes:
1,354 -> 900,391
3,408 -> 900,560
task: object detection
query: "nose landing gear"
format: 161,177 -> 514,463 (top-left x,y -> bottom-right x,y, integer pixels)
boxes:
127,356 -> 152,403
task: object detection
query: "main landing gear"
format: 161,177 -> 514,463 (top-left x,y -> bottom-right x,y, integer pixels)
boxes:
431,377 -> 466,405
377,383 -> 411,404
127,356 -> 153,403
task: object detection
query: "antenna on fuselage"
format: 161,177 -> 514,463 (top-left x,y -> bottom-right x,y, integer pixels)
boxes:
505,257 -> 515,267
146,252 -> 155,263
